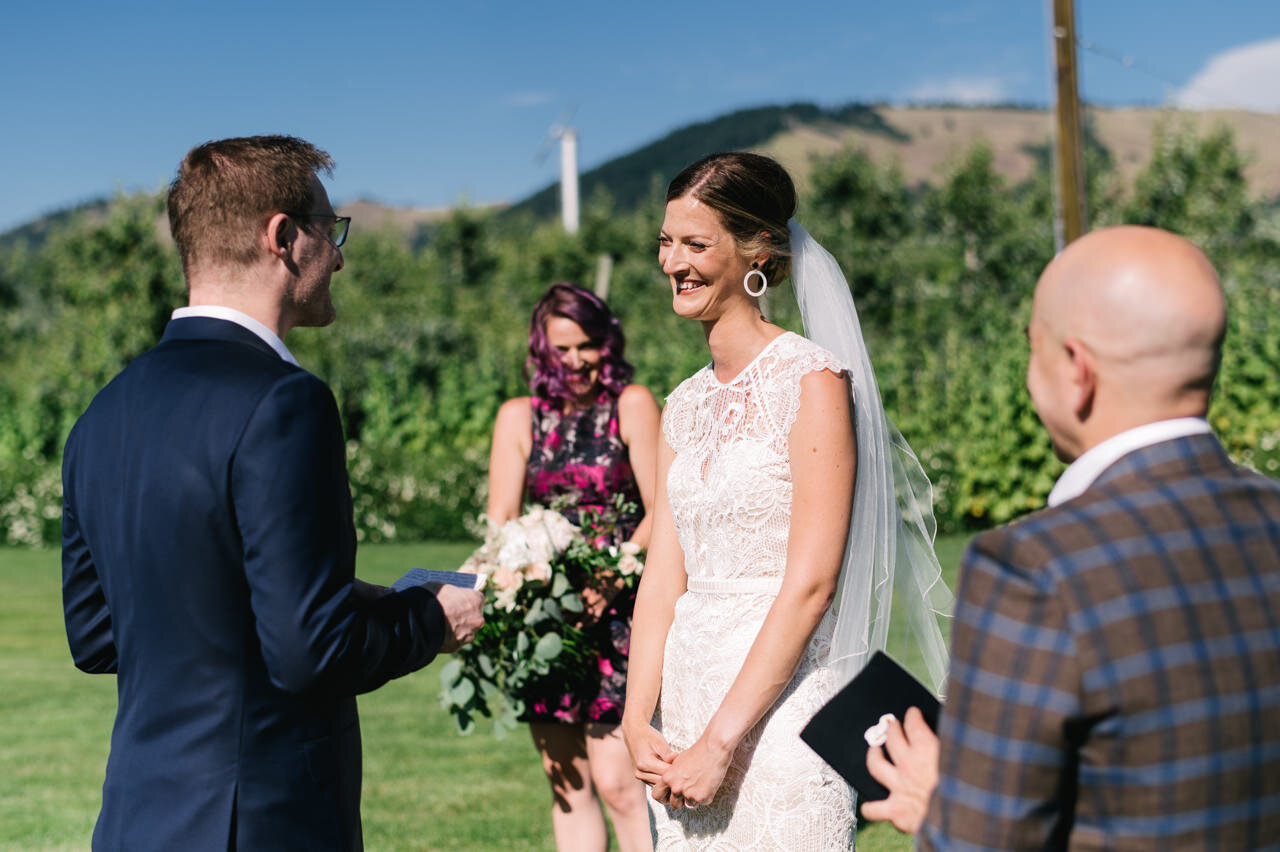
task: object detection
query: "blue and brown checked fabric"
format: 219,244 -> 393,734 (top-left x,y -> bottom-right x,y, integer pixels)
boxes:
920,434 -> 1280,851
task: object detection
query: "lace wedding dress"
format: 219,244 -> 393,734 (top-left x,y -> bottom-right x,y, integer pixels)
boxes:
650,331 -> 855,850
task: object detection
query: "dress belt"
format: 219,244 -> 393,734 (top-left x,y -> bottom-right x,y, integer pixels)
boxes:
685,576 -> 783,595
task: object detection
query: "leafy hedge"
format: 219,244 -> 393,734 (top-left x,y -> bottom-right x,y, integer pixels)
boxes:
2,120 -> 1277,546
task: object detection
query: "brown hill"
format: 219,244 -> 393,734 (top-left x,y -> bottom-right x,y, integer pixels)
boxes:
337,199 -> 501,241
7,105 -> 1276,249
760,106 -> 1280,199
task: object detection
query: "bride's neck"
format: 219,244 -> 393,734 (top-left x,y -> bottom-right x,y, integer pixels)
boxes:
703,309 -> 779,382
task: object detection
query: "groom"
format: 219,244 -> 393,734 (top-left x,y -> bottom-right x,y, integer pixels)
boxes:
61,135 -> 484,851
864,226 -> 1280,848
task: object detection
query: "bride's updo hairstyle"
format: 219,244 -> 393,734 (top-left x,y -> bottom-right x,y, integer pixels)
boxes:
665,151 -> 797,288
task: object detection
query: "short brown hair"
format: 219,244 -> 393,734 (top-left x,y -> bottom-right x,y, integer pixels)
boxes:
666,152 -> 797,286
167,135 -> 334,276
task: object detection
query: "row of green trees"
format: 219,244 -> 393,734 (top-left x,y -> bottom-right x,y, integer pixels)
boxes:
2,120 -> 1277,547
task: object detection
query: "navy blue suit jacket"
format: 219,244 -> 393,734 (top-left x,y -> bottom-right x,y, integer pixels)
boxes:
62,317 -> 447,851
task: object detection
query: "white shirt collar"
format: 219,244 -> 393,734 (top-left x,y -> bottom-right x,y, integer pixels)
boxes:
1047,417 -> 1213,507
171,306 -> 299,367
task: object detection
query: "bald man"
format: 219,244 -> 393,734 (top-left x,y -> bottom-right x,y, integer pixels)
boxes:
863,227 -> 1280,849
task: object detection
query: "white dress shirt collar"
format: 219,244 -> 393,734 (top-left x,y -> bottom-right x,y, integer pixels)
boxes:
1047,417 -> 1213,507
171,306 -> 299,367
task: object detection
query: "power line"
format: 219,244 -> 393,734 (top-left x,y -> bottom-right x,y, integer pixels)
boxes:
1076,38 -> 1184,92
1077,36 -> 1269,112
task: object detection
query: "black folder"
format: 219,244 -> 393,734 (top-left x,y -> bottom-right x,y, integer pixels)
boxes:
800,651 -> 941,801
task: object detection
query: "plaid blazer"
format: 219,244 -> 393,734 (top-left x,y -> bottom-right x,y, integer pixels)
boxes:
920,434 -> 1280,851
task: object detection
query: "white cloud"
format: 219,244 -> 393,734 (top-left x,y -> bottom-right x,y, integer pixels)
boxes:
503,90 -> 556,108
903,76 -> 1009,105
1175,37 -> 1280,112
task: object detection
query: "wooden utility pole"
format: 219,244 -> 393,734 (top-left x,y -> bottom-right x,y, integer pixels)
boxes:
1051,0 -> 1088,250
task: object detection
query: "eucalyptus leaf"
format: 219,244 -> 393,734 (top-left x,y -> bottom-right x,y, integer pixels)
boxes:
543,597 -> 562,622
440,658 -> 463,685
534,631 -> 563,661
451,678 -> 476,704
478,654 -> 494,678
496,702 -> 521,737
551,573 -> 570,597
559,592 -> 584,613
523,598 -> 545,626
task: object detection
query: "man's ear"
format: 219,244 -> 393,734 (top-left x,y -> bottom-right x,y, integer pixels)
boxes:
264,212 -> 293,261
1064,337 -> 1095,421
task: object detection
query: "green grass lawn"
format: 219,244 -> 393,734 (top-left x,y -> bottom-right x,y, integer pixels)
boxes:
0,536 -> 967,851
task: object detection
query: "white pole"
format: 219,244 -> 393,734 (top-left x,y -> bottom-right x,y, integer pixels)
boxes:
594,253 -> 613,299
560,129 -> 580,235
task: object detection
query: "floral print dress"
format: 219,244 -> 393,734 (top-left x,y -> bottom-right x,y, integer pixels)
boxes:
522,391 -> 642,725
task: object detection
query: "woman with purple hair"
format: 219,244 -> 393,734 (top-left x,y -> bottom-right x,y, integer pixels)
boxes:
488,281 -> 660,852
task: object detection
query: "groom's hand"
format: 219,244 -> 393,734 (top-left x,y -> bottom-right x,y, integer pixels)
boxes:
431,585 -> 484,653
861,706 -> 939,835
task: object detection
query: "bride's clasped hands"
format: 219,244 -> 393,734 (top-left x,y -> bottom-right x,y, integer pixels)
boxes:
658,734 -> 736,810
623,719 -> 736,810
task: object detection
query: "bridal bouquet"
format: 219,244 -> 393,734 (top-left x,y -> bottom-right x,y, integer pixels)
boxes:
439,504 -> 644,735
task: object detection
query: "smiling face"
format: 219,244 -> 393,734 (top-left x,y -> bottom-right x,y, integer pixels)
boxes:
658,195 -> 757,322
544,315 -> 602,399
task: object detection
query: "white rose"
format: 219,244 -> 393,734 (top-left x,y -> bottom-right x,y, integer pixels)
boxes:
534,510 -> 578,552
496,524 -> 537,569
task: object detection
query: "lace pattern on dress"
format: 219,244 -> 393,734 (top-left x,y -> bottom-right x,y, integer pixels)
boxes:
652,332 -> 855,849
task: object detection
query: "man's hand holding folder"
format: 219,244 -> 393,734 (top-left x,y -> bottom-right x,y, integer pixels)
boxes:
800,650 -> 941,832
860,706 -> 939,834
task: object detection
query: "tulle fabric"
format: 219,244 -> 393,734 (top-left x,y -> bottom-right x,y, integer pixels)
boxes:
789,220 -> 952,693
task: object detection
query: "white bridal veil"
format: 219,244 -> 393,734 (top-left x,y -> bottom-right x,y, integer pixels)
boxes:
788,220 -> 953,694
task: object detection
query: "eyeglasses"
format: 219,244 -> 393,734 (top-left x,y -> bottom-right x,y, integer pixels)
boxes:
286,213 -> 351,248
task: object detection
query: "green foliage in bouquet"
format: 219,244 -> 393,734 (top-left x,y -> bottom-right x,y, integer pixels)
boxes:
439,505 -> 644,736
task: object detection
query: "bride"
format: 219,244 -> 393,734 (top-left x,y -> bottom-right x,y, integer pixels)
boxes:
621,152 -> 950,849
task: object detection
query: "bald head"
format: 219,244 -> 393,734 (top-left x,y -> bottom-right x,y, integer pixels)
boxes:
1028,226 -> 1225,457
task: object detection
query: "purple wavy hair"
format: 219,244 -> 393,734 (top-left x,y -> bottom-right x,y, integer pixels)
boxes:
525,282 -> 634,403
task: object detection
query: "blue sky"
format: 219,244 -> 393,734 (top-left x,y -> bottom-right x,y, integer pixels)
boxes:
2,0 -> 1277,234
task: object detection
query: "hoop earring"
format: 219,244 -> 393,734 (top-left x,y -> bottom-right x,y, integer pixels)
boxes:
744,268 -> 768,298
